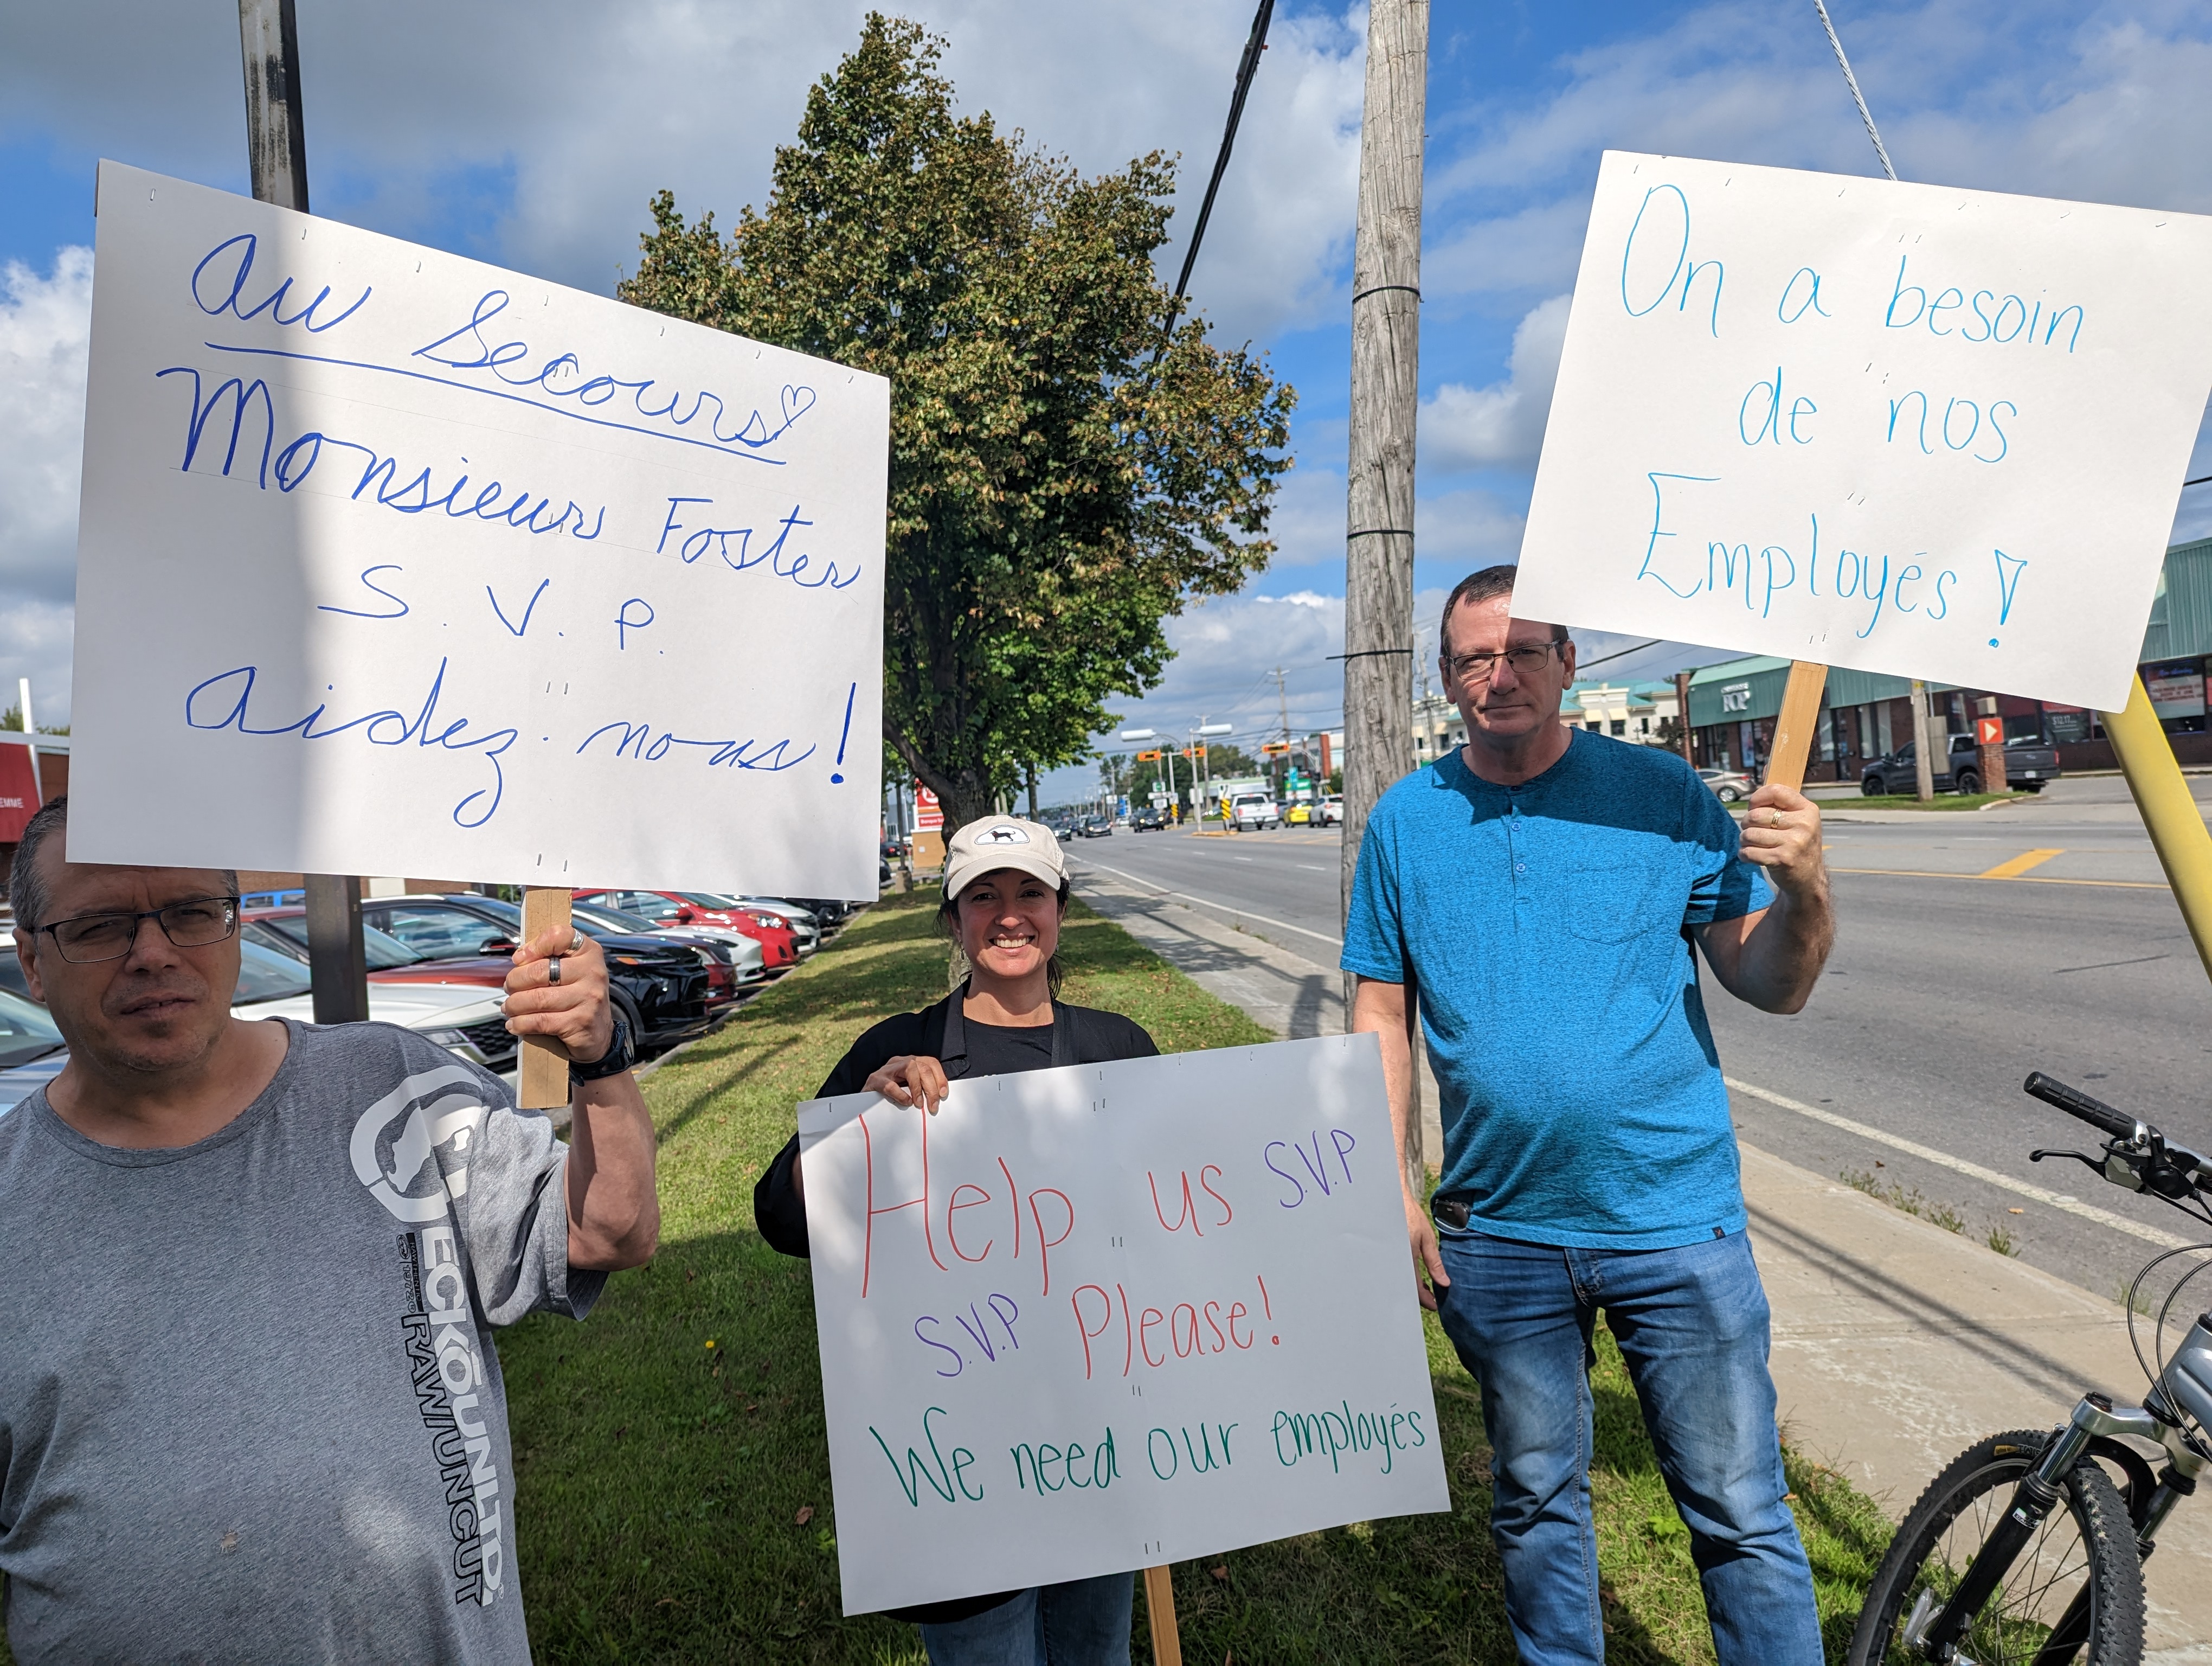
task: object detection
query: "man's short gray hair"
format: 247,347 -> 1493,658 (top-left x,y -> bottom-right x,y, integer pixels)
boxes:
10,797 -> 70,930
7,798 -> 240,934
1441,564 -> 1568,655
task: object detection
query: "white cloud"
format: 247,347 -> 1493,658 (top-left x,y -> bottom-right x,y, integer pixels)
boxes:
1423,197 -> 1591,305
0,1 -> 1365,344
0,248 -> 93,720
1259,458 -> 1345,566
1416,487 -> 1527,571
1418,293 -> 1570,472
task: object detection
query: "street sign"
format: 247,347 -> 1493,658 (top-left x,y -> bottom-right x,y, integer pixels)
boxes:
1137,749 -> 1162,761
1976,715 -> 2004,747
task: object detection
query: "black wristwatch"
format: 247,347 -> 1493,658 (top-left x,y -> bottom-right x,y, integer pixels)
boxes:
569,1013 -> 636,1084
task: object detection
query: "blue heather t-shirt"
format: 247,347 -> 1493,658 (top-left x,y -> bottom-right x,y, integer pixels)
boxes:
1342,730 -> 1772,1250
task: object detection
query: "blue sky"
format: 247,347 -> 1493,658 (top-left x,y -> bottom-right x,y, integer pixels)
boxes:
5,0 -> 2212,802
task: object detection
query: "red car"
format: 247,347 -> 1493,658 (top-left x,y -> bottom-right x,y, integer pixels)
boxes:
574,889 -> 800,972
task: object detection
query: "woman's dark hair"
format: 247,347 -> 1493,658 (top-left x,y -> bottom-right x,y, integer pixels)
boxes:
939,874 -> 1072,1000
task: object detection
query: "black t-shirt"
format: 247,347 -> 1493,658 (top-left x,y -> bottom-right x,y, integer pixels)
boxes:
962,1017 -> 1055,1076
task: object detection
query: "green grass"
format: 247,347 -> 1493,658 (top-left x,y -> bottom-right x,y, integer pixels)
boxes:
496,888 -> 1896,1663
1839,1167 -> 2023,1258
0,890 -> 1898,1664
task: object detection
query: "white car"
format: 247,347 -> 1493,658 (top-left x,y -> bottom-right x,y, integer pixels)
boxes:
229,939 -> 513,1067
1319,793 -> 1345,826
1228,791 -> 1279,831
0,986 -> 66,1118
0,936 -> 515,1111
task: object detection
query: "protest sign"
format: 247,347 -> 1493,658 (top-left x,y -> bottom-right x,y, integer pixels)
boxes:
69,161 -> 888,898
799,1033 -> 1449,1616
1514,152 -> 2212,713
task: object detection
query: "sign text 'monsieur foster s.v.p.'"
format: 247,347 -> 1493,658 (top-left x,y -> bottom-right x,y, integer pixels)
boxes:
69,161 -> 888,898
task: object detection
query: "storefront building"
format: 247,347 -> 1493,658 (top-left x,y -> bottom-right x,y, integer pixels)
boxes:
1683,534 -> 2212,781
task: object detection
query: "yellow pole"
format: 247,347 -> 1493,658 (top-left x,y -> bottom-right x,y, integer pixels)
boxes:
2103,674 -> 2212,982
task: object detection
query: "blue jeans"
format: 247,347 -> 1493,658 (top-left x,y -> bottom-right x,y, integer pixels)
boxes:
917,1573 -> 1133,1665
1432,1226 -> 1819,1666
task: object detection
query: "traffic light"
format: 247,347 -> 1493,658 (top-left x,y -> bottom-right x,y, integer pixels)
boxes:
1260,741 -> 1290,757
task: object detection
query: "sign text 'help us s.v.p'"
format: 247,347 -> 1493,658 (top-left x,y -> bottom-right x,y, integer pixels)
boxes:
800,1035 -> 1450,1615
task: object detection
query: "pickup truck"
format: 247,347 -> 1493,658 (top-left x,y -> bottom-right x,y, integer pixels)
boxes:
1227,791 -> 1280,831
1860,732 -> 2062,795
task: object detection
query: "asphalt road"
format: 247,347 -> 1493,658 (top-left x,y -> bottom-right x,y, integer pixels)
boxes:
1064,774 -> 2212,1324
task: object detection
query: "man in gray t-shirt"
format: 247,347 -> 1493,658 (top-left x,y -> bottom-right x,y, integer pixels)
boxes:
0,799 -> 659,1663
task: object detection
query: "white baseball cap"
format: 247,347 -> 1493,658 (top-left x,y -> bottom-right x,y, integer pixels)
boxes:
942,816 -> 1069,902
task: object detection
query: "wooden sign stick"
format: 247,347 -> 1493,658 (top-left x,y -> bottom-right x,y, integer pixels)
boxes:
1762,661 -> 1830,792
517,886 -> 574,1110
1143,1565 -> 1183,1665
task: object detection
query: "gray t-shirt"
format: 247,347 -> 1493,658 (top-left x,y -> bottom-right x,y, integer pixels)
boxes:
0,1018 -> 603,1664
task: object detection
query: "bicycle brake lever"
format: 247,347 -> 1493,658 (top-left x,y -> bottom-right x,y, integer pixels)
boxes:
2030,1148 -> 2107,1179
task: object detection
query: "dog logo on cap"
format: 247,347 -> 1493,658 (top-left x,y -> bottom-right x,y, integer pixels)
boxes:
976,824 -> 1030,844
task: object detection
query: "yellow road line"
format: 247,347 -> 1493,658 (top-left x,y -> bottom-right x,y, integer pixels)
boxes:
1831,866 -> 2168,891
1978,848 -> 2066,880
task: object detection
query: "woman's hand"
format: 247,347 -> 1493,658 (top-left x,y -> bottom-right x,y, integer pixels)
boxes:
866,1055 -> 952,1115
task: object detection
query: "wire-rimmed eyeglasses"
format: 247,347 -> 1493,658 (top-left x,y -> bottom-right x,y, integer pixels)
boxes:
1443,641 -> 1565,684
35,896 -> 242,964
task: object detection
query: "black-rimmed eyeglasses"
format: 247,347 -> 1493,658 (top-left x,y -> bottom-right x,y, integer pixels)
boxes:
1443,641 -> 1565,683
35,896 -> 242,964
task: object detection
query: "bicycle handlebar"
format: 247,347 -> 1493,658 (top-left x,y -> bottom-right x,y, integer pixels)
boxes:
2023,1072 -> 2140,1140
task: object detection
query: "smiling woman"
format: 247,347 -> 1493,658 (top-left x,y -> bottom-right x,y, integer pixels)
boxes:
749,814 -> 1164,1659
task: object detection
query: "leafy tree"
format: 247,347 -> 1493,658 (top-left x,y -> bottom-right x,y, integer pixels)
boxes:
620,14 -> 1294,830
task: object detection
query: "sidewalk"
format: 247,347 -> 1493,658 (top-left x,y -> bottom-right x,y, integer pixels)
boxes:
1071,866 -> 2212,1662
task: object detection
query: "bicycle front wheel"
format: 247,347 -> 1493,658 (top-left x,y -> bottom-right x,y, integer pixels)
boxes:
1847,1428 -> 2144,1666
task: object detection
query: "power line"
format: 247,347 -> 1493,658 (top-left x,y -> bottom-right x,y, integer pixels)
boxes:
1574,638 -> 1664,672
1158,0 -> 1276,349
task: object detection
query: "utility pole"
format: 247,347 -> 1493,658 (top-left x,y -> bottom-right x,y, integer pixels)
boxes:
237,0 -> 369,1026
1911,679 -> 1937,802
1341,0 -> 1427,1196
1674,671 -> 1695,767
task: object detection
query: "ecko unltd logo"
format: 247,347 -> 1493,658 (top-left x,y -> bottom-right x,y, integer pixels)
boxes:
350,1065 -> 493,1222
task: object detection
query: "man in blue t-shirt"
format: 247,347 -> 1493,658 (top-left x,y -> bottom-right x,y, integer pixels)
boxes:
1344,565 -> 1834,1666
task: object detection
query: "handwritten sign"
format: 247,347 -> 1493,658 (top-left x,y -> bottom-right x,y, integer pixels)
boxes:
68,162 -> 887,896
799,1034 -> 1449,1615
1513,152 -> 2212,712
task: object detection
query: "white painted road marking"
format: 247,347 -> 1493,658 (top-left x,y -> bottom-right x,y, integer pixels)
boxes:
1725,1076 -> 2199,1250
1075,861 -> 1347,948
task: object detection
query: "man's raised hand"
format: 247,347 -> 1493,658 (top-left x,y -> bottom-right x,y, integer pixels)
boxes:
503,926 -> 616,1065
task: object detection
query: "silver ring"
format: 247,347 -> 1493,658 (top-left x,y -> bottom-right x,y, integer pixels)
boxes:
567,929 -> 584,953
548,957 -> 562,984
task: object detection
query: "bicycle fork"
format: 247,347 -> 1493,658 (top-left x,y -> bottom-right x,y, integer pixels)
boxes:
1905,1391 -> 2206,1662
